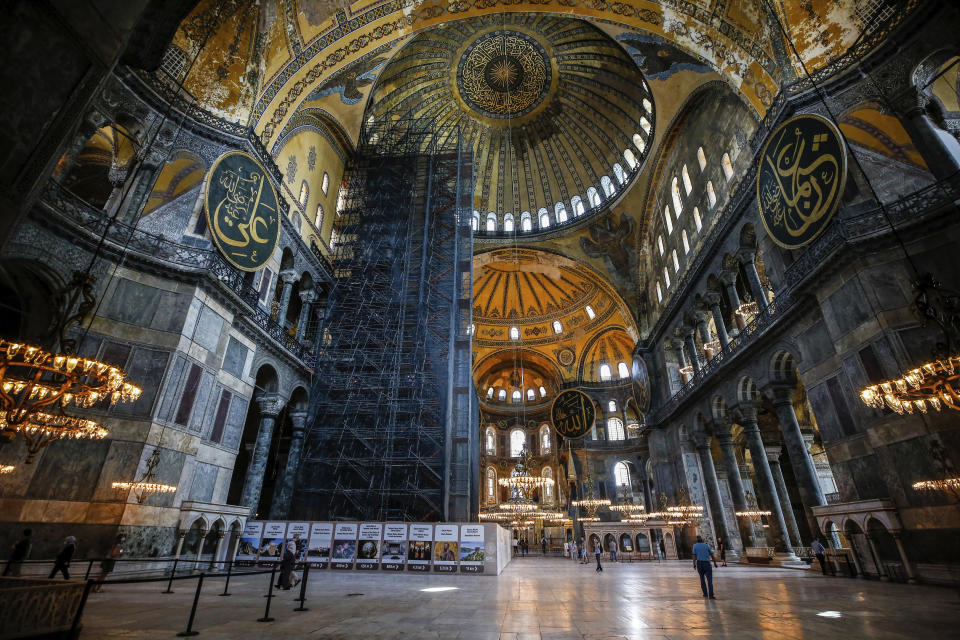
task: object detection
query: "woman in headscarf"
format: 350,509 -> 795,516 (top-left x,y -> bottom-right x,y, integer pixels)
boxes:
48,536 -> 76,580
278,541 -> 296,590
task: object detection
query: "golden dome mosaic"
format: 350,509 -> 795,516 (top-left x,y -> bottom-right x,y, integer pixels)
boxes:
457,30 -> 551,119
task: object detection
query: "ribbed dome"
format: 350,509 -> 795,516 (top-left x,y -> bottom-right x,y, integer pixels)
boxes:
363,14 -> 655,236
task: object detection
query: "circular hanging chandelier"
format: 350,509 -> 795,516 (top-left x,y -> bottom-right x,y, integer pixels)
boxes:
498,500 -> 537,513
665,504 -> 704,524
112,447 -> 177,504
578,516 -> 600,522
609,503 -> 647,514
860,357 -> 959,414
1,409 -> 108,463
0,464 -> 13,474
735,492 -> 771,524
478,511 -> 512,521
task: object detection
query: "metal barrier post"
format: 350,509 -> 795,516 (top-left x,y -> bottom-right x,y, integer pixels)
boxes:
176,572 -> 205,637
164,558 -> 179,594
69,579 -> 95,638
294,564 -> 309,611
83,559 -> 94,581
258,564 -> 277,622
219,560 -> 233,597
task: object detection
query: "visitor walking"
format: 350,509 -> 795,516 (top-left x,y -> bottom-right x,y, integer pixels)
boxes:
278,541 -> 296,590
541,535 -> 547,555
716,536 -> 724,567
812,538 -> 827,575
512,537 -> 519,557
3,528 -> 32,577
609,542 -> 617,563
48,536 -> 76,580
692,535 -> 716,599
92,535 -> 124,593
594,541 -> 603,572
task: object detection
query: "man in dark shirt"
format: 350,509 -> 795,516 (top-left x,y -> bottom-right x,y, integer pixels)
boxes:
4,529 -> 32,576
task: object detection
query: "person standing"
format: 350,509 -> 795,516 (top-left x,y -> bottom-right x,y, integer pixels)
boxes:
540,535 -> 547,555
512,536 -> 519,557
811,538 -> 828,575
278,541 -> 296,589
92,535 -> 124,593
594,541 -> 603,572
48,536 -> 76,580
3,529 -> 32,577
716,536 -> 724,568
692,536 -> 716,598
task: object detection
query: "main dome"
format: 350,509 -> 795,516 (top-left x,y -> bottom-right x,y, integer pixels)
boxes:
362,15 -> 655,236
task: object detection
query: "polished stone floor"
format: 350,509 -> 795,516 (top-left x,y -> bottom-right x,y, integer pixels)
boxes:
80,557 -> 960,639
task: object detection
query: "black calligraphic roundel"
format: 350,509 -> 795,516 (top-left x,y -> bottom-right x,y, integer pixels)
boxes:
756,114 -> 847,250
550,389 -> 596,440
205,151 -> 281,271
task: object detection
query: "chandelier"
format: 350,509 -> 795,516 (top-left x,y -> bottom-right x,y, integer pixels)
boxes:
499,447 -> 554,492
0,464 -> 13,474
666,504 -> 704,523
571,450 -> 610,516
578,516 -> 600,522
609,503 -> 646,514
1,409 -> 108,463
912,477 -> 960,501
478,511 -> 512,521
498,500 -> 537,513
735,491 -> 771,524
112,447 -> 177,504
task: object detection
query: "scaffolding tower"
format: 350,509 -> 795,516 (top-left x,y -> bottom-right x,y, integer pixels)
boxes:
294,118 -> 478,522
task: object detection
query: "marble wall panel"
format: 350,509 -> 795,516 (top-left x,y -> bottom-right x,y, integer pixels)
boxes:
28,439 -> 112,502
222,336 -> 248,378
193,304 -> 224,353
188,462 -> 218,502
825,277 -> 872,337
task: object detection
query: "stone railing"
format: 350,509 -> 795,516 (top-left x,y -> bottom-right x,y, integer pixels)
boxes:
39,182 -> 315,367
0,578 -> 88,638
744,546 -> 776,558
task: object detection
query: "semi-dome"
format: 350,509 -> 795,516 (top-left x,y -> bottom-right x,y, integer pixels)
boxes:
362,14 -> 655,236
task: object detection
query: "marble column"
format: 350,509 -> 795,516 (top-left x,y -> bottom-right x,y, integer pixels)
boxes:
173,529 -> 188,560
715,424 -> 755,548
239,393 -> 285,518
737,406 -> 793,555
193,529 -> 208,570
639,458 -> 654,512
893,532 -> 917,583
766,446 -> 803,548
212,530 -> 227,571
684,330 -> 701,371
52,114 -> 104,181
719,270 -> 744,329
671,338 -> 689,383
270,410 -> 309,519
705,292 -> 730,348
866,534 -> 889,580
768,386 -> 826,536
900,103 -> 960,180
276,270 -> 299,327
740,251 -> 768,311
296,290 -> 316,343
695,314 -> 715,360
693,432 -> 733,549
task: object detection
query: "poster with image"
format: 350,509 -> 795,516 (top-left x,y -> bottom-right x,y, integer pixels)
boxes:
307,523 -> 333,569
459,524 -> 485,573
332,523 -> 358,570
381,523 -> 407,571
407,524 -> 432,572
235,521 -> 263,565
285,522 -> 310,561
258,522 -> 288,565
433,524 -> 459,573
356,523 -> 383,570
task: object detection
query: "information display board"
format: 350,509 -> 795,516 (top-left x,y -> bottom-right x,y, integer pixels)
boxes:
236,521 -> 263,565
433,524 -> 459,573
259,522 -> 288,564
381,523 -> 407,571
460,524 -> 485,573
408,524 -> 433,572
307,523 -> 332,568
357,523 -> 383,570
285,522 -> 310,561
332,523 -> 358,570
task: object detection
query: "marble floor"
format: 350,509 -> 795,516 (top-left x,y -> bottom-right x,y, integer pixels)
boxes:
79,557 -> 960,639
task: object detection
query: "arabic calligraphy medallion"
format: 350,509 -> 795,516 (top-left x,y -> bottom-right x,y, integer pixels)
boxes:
550,389 -> 596,440
457,30 -> 550,119
756,114 -> 847,249
205,151 -> 281,271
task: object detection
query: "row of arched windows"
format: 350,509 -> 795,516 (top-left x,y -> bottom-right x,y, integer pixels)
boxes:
598,361 -> 631,382
485,385 -> 548,403
485,465 -> 554,503
484,425 -> 552,457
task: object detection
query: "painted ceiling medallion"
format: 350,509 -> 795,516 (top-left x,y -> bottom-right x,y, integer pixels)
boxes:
458,30 -> 551,119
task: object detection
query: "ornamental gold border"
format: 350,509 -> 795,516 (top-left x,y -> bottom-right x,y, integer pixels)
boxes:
549,388 -> 595,440
755,113 -> 847,250
204,150 -> 281,272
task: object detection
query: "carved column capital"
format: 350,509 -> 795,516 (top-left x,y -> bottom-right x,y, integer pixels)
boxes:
764,444 -> 783,463
289,411 -> 309,434
279,269 -> 299,285
299,288 -> 317,304
255,393 -> 285,417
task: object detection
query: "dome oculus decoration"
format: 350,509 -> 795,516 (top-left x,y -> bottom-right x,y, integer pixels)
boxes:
457,30 -> 551,119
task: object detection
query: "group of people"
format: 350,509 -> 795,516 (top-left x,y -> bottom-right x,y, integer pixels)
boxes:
4,528 -> 124,592
511,536 -> 532,556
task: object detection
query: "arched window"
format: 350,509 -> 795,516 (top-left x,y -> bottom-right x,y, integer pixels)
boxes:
486,387 -> 494,399
527,388 -> 535,401
672,249 -> 680,273
486,212 -> 497,232
664,267 -> 671,288
608,400 -> 617,412
656,281 -> 663,303
587,186 -> 601,208
599,363 -> 612,381
722,153 -> 734,181
510,326 -> 520,340
555,202 -> 569,223
472,211 -> 479,231
316,204 -> 324,228
693,207 -> 703,232
299,180 -> 309,208
671,177 -> 683,217
498,389 -> 507,401
682,229 -> 690,254
322,172 -> 330,195
510,429 -> 526,457
664,206 -> 673,234
632,133 -> 645,153
614,461 -> 631,490
657,235 -> 664,256
571,195 -> 585,217
503,213 -> 514,233
618,362 -> 630,379
539,386 -> 547,398
552,320 -> 562,334
520,211 -> 532,232
642,97 -> 652,112
540,424 -> 551,453
485,427 -> 496,454
639,117 -> 651,135
512,389 -> 521,403
538,207 -> 550,228
624,148 -> 638,169
585,305 -> 595,320
682,164 -> 693,195
613,163 -> 626,185
697,147 -> 707,171
601,176 -> 615,197
542,466 -> 554,500
707,181 -> 717,208
608,418 -> 625,441
486,467 -> 496,503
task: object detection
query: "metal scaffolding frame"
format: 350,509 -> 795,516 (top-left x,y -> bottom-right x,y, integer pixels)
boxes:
294,117 -> 478,522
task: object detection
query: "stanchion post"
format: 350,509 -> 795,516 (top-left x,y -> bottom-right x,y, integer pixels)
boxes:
294,564 -> 309,611
176,572 -> 204,637
83,559 -> 94,581
164,558 -> 179,594
69,579 -> 95,637
219,560 -> 233,597
258,564 -> 277,623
